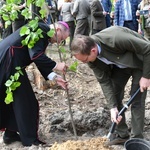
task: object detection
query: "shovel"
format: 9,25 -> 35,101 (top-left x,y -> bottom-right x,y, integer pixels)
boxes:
106,87 -> 140,140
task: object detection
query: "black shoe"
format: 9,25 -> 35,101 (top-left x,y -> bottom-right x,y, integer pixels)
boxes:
32,139 -> 46,146
105,134 -> 129,146
3,130 -> 21,144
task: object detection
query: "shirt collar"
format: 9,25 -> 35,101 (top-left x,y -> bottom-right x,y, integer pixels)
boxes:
97,44 -> 101,55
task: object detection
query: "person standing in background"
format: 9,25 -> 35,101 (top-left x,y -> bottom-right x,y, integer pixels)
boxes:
114,0 -> 140,32
137,0 -> 150,40
57,0 -> 64,21
90,0 -> 106,34
61,0 -> 75,50
72,0 -> 91,36
100,0 -> 112,27
46,0 -> 53,25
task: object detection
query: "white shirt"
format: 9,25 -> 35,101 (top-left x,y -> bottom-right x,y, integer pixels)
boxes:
124,0 -> 132,21
97,44 -> 126,68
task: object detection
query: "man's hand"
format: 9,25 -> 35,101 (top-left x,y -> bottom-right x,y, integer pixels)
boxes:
139,77 -> 150,92
110,107 -> 122,124
54,62 -> 68,74
55,75 -> 68,89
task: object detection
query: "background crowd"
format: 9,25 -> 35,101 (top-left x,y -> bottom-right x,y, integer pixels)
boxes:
1,0 -> 149,44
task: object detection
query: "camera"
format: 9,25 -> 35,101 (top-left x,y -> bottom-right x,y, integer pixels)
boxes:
140,10 -> 149,15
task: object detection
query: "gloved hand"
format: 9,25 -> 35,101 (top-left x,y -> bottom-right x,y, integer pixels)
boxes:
110,107 -> 122,124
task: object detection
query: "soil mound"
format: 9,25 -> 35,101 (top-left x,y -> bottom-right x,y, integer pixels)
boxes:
50,137 -> 112,150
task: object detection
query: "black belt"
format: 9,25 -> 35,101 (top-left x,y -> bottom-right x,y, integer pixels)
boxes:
125,20 -> 133,22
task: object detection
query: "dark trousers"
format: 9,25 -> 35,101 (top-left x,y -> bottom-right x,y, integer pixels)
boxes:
111,66 -> 146,138
124,21 -> 138,32
74,18 -> 89,36
105,14 -> 111,27
67,21 -> 75,50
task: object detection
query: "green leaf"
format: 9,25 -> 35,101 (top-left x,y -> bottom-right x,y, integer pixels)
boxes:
28,40 -> 35,48
20,26 -> 30,36
5,20 -> 11,28
21,39 -> 26,46
8,0 -> 21,4
21,8 -> 32,20
11,82 -> 21,91
18,70 -> 23,76
14,72 -> 20,81
60,47 -> 66,53
36,28 -> 43,34
2,14 -> 9,21
10,75 -> 14,81
24,35 -> 31,45
39,9 -> 46,19
47,29 -> 55,37
28,20 -> 38,31
5,80 -> 13,87
26,0 -> 32,7
15,66 -> 21,70
39,34 -> 44,38
21,38 -> 28,45
5,92 -> 13,104
6,88 -> 11,94
14,82 -> 21,88
32,32 -> 39,42
6,0 -> 11,3
10,9 -> 18,21
36,0 -> 45,7
68,61 -> 78,72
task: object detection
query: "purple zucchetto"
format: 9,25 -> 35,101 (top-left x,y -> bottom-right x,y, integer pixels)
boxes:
58,21 -> 69,29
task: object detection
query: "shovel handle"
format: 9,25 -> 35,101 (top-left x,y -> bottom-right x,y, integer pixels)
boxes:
107,122 -> 116,138
107,88 -> 140,139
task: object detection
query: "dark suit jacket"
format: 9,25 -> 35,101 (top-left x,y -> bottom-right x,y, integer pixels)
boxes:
88,26 -> 150,108
90,0 -> 106,31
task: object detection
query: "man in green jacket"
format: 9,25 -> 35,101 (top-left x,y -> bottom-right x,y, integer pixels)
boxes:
71,26 -> 150,145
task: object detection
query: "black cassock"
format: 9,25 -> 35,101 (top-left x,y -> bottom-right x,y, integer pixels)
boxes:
0,22 -> 56,146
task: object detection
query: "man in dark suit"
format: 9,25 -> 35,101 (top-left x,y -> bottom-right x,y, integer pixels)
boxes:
72,0 -> 91,36
100,0 -> 112,27
71,26 -> 150,145
90,0 -> 107,35
0,21 -> 69,146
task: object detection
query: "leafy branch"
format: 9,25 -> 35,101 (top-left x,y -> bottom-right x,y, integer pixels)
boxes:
5,67 -> 23,104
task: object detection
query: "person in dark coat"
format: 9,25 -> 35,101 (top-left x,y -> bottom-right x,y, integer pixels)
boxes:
90,0 -> 107,35
0,21 -> 69,146
71,26 -> 150,145
100,0 -> 112,27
